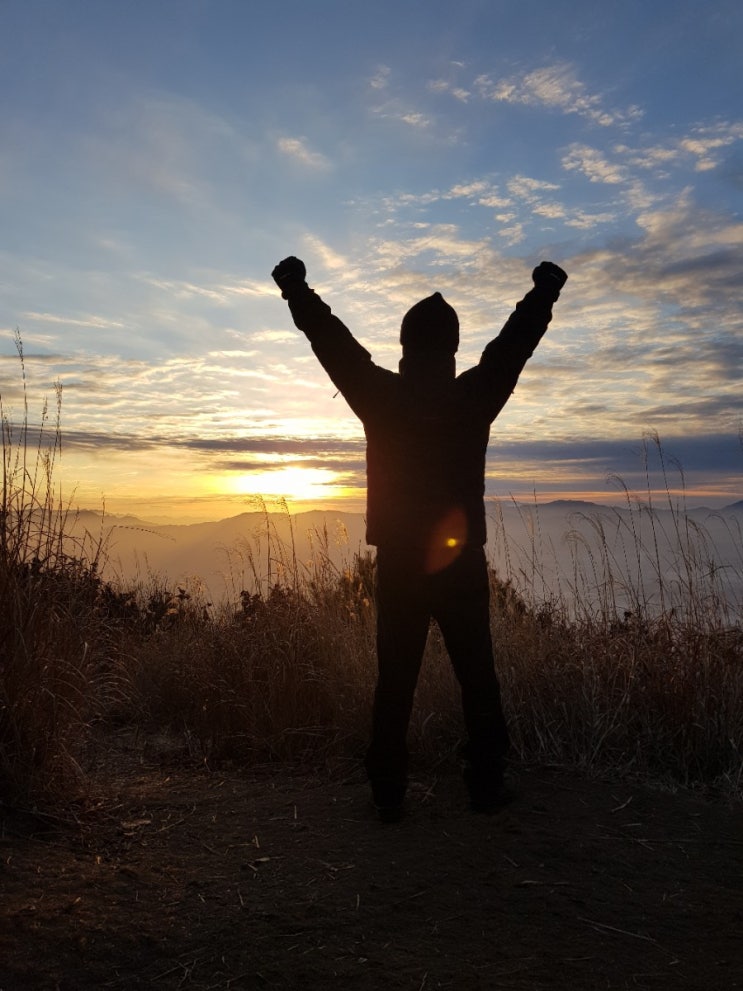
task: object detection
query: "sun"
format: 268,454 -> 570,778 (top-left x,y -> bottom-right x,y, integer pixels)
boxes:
229,465 -> 344,503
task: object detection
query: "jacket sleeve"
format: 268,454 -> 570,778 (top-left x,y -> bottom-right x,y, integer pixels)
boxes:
473,285 -> 557,422
286,285 -> 384,421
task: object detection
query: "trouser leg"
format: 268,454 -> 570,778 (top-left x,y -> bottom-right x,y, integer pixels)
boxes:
365,549 -> 430,802
432,547 -> 510,770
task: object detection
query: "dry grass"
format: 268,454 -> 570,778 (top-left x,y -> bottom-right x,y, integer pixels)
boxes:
2,345 -> 741,807
1,333 -> 114,802
113,563 -> 378,766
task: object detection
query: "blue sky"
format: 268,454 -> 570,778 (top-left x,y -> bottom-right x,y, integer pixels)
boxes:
1,0 -> 741,520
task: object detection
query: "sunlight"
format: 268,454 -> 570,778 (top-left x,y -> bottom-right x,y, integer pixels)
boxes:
229,465 -> 345,502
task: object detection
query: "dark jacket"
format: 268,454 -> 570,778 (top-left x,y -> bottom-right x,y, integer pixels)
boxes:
287,285 -> 557,550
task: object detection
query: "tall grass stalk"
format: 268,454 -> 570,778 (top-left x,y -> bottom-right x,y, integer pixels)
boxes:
1,334 -> 110,804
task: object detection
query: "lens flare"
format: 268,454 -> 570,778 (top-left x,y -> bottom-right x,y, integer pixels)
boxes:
425,506 -> 469,574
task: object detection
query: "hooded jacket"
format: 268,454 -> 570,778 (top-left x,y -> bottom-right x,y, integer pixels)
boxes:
287,283 -> 558,552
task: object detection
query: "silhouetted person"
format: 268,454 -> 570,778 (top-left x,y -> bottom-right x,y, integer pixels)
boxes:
272,255 -> 567,820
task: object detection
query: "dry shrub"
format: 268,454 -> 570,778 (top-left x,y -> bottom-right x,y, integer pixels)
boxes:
113,563 -> 378,766
493,571 -> 742,792
0,558 -> 108,803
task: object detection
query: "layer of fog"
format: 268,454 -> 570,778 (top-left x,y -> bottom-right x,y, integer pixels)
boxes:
70,499 -> 743,623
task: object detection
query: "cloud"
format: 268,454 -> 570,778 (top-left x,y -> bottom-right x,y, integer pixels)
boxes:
474,63 -> 642,127
141,274 -> 274,304
618,121 -> 743,175
506,176 -> 561,200
21,311 -> 126,329
488,433 -> 743,481
369,65 -> 391,91
479,192 -> 512,209
398,112 -> 431,129
371,101 -> 434,131
251,330 -> 298,344
604,191 -> 743,306
374,171 -> 620,244
45,423 -> 370,493
7,342 -> 308,443
57,430 -> 366,457
365,68 -> 446,136
447,180 -> 490,198
276,137 -> 331,170
496,224 -> 525,245
564,209 -> 617,230
367,224 -> 493,281
532,202 -> 566,219
562,144 -> 628,184
563,121 -> 743,197
216,456 -> 364,478
427,79 -> 470,103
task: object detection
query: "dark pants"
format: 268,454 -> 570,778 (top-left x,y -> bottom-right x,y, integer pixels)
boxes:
365,543 -> 509,796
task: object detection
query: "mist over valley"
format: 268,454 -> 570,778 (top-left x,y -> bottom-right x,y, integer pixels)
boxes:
68,499 -> 743,621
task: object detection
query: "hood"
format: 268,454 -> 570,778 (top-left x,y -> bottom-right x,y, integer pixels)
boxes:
400,292 -> 459,354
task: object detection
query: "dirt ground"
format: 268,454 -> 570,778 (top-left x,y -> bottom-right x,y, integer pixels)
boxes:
1,736 -> 741,991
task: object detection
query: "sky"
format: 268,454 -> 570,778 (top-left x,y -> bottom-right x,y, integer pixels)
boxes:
1,0 -> 742,522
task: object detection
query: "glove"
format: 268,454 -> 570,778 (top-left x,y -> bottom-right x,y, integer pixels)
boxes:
532,261 -> 567,295
272,256 -> 307,299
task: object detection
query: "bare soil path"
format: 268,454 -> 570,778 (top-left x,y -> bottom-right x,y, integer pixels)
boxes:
1,741 -> 741,990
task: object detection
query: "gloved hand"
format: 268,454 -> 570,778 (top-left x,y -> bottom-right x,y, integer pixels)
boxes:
532,261 -> 568,294
272,256 -> 307,299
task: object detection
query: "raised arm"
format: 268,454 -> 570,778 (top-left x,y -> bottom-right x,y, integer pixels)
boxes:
271,256 -> 384,420
474,261 -> 567,421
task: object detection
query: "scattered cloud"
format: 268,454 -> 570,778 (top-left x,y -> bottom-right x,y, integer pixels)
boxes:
427,78 -> 470,102
447,180 -> 491,198
564,209 -> 617,230
474,62 -> 642,127
276,136 -> 331,170
562,144 -> 628,184
563,121 -> 743,192
371,171 -> 621,243
496,224 -> 525,245
21,311 -> 126,329
371,101 -> 434,131
603,191 -> 743,305
399,111 -> 431,129
618,120 -> 743,174
251,330 -> 298,344
140,274 -> 274,304
506,176 -> 561,200
532,203 -> 566,220
369,65 -> 391,90
366,67 -> 443,134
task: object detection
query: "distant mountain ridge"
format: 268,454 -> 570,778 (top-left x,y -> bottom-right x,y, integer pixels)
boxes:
56,497 -> 743,606
71,496 -> 743,533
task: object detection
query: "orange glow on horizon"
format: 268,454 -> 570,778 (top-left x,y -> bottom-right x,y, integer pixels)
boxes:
227,465 -> 346,503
